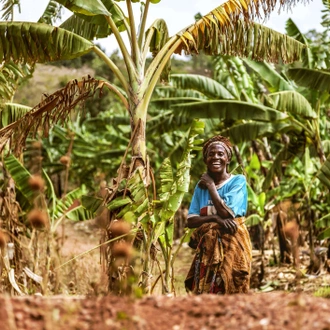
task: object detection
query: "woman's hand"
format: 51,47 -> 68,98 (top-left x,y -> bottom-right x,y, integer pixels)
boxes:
198,173 -> 214,189
216,217 -> 237,235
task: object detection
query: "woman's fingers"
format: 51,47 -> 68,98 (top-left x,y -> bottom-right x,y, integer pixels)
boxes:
225,219 -> 237,234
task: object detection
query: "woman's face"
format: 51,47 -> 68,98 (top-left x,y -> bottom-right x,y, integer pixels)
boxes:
204,144 -> 229,173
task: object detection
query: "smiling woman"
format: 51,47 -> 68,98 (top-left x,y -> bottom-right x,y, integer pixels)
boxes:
185,135 -> 252,295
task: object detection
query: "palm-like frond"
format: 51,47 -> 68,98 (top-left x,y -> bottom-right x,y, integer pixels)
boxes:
220,121 -> 294,144
169,74 -> 234,99
285,18 -> 313,69
288,68 -> 330,92
243,59 -> 294,91
154,86 -> 207,100
0,61 -> 34,101
172,100 -> 287,122
0,22 -> 94,64
176,18 -> 305,64
0,77 -> 105,155
0,0 -> 20,21
268,91 -> 317,119
38,1 -> 62,25
59,0 -> 127,39
55,0 -> 110,16
60,14 -> 98,40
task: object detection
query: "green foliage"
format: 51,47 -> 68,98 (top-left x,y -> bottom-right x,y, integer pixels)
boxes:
314,287 -> 330,299
4,153 -> 93,227
0,22 -> 94,63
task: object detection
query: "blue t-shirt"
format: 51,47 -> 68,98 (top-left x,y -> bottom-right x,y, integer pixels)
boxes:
188,174 -> 248,218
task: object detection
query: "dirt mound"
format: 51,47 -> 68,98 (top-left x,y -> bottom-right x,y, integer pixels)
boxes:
1,291 -> 330,330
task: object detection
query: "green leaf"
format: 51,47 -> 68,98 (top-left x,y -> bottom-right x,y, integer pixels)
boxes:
54,187 -> 88,219
243,59 -> 293,91
0,103 -> 32,129
38,1 -> 62,25
55,0 -> 110,16
147,19 -> 171,81
269,91 -> 316,119
317,153 -> 330,190
4,154 -> 34,203
175,19 -> 304,64
258,192 -> 266,211
249,153 -> 260,170
221,121 -> 293,145
285,18 -> 313,69
158,119 -> 204,224
245,214 -> 262,227
317,227 -> 330,240
173,100 -> 287,122
81,195 -> 104,214
247,184 -> 259,208
158,158 -> 174,200
66,205 -> 94,221
315,213 -> 330,229
60,0 -> 127,39
169,74 -> 234,99
0,22 -> 94,64
288,68 -> 330,93
107,196 -> 132,211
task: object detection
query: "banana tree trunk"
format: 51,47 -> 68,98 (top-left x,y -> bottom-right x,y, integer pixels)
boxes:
129,96 -> 149,169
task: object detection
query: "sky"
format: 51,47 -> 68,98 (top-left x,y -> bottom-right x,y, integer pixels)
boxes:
14,0 -> 325,55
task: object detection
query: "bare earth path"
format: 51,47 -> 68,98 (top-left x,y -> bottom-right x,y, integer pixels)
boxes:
1,291 -> 330,330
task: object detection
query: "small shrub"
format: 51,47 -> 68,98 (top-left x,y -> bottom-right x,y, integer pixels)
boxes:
314,287 -> 330,299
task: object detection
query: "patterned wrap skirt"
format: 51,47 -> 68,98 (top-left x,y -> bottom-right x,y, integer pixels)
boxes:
185,217 -> 252,294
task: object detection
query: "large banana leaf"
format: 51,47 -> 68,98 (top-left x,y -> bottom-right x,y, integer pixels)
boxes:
288,68 -> 330,92
60,0 -> 127,39
0,22 -> 94,64
176,18 -> 305,64
55,0 -> 110,16
169,74 -> 234,99
157,120 -> 204,246
243,59 -> 294,92
172,100 -> 287,122
152,97 -> 207,109
220,121 -> 294,145
268,91 -> 316,119
154,86 -> 207,100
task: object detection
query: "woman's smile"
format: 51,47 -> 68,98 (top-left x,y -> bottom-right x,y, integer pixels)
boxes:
206,145 -> 228,172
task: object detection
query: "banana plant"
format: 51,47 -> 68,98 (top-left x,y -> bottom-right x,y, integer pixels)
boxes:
0,0 -> 307,162
0,0 -> 310,294
84,119 -> 204,294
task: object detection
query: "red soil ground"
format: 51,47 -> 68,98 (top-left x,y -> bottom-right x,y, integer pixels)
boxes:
1,291 -> 330,330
